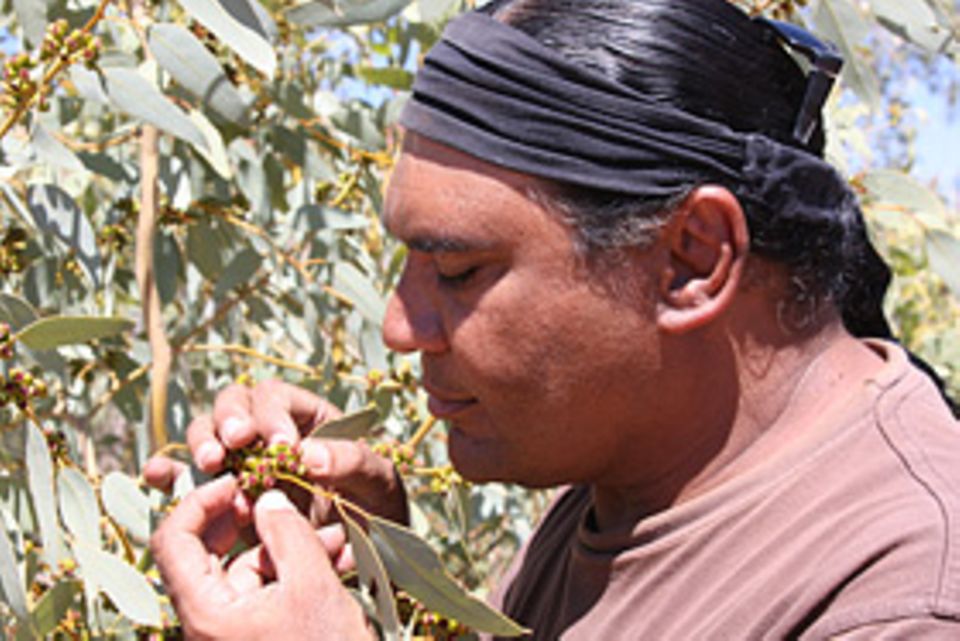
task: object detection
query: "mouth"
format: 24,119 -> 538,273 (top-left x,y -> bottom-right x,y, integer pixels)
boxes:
423,384 -> 478,419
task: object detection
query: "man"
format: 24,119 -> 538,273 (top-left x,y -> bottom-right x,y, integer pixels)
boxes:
149,0 -> 960,638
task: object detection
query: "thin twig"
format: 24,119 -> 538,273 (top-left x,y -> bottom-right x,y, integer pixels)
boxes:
180,344 -> 317,377
405,416 -> 437,451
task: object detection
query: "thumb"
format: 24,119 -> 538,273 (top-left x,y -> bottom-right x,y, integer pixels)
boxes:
254,490 -> 339,587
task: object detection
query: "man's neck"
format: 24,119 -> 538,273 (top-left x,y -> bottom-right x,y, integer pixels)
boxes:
590,321 -> 886,533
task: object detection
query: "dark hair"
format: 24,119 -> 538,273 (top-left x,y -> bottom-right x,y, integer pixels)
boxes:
481,0 -> 892,340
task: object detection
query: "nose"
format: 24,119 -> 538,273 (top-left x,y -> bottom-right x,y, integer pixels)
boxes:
382,260 -> 448,354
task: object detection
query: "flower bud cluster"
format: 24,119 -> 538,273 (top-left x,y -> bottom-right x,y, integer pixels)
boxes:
427,466 -> 463,495
0,227 -> 29,275
371,441 -> 417,475
99,224 -> 130,253
0,323 -> 14,360
2,19 -> 102,112
767,0 -> 808,20
1,367 -> 49,410
39,20 -> 102,68
224,441 -> 308,500
1,53 -> 38,111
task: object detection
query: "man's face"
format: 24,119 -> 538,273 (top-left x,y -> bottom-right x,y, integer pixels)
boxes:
382,135 -> 666,487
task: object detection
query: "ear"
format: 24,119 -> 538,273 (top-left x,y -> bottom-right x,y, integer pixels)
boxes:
657,186 -> 750,334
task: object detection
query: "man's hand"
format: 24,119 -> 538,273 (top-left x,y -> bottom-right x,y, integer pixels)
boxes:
143,380 -> 408,526
151,475 -> 373,641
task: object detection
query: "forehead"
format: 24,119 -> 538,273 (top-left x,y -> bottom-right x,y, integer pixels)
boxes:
383,135 -> 555,247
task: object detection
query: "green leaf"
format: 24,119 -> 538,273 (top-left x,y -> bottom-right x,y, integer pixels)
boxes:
180,0 -> 277,77
57,468 -> 101,548
186,219 -> 229,282
341,509 -> 401,640
862,169 -> 948,229
868,0 -> 950,53
0,507 -> 28,621
214,247 -> 263,300
333,262 -> 386,325
287,0 -> 415,27
12,0 -> 50,46
101,473 -> 151,545
25,423 -> 69,568
812,0 -> 881,110
73,541 -> 162,628
102,67 -> 208,151
25,184 -> 102,287
155,230 -> 182,306
0,294 -> 65,372
31,125 -> 85,173
148,23 -> 252,126
309,405 -> 381,439
368,516 -> 528,636
26,579 -> 81,639
357,66 -> 414,90
926,230 -> 960,299
17,316 -> 134,351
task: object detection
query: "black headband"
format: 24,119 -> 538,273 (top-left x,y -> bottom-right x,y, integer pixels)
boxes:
400,11 -> 856,228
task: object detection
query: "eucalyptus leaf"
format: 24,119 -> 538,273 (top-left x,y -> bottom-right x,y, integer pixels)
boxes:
27,579 -> 81,639
214,248 -> 263,300
57,468 -> 101,548
31,125 -> 85,172
25,184 -> 102,287
0,508 -> 28,621
148,23 -> 251,126
73,542 -> 162,628
101,473 -> 151,545
926,230 -> 960,300
155,231 -> 182,306
333,262 -> 386,325
102,67 -> 208,151
368,516 -> 528,636
869,0 -> 950,52
812,0 -> 881,110
341,509 -> 400,640
179,0 -> 277,77
17,316 -> 134,351
287,0 -> 414,26
0,294 -> 65,372
25,424 -> 69,567
12,0 -> 49,46
69,66 -> 109,104
310,405 -> 380,439
357,66 -> 414,90
862,169 -> 948,229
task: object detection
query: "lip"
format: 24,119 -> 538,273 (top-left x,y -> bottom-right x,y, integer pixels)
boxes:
423,384 -> 478,419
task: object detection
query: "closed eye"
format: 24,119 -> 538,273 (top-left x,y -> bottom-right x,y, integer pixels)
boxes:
437,265 -> 480,288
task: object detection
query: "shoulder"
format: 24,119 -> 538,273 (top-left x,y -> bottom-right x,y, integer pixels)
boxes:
804,342 -> 960,636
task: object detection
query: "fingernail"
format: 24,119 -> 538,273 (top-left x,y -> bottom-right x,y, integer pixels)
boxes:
302,441 -> 330,473
196,441 -> 222,470
268,431 -> 293,446
258,490 -> 295,512
222,417 -> 248,446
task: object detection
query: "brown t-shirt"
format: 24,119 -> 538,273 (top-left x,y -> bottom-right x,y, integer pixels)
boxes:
491,341 -> 960,640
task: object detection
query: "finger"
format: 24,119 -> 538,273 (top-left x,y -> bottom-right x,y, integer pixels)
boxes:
253,490 -> 340,588
316,523 -> 347,559
248,381 -> 341,445
186,415 -> 226,474
334,542 -> 356,575
143,456 -> 188,493
225,545 -> 272,594
301,439 -> 408,523
212,384 -> 256,449
151,475 -> 237,603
